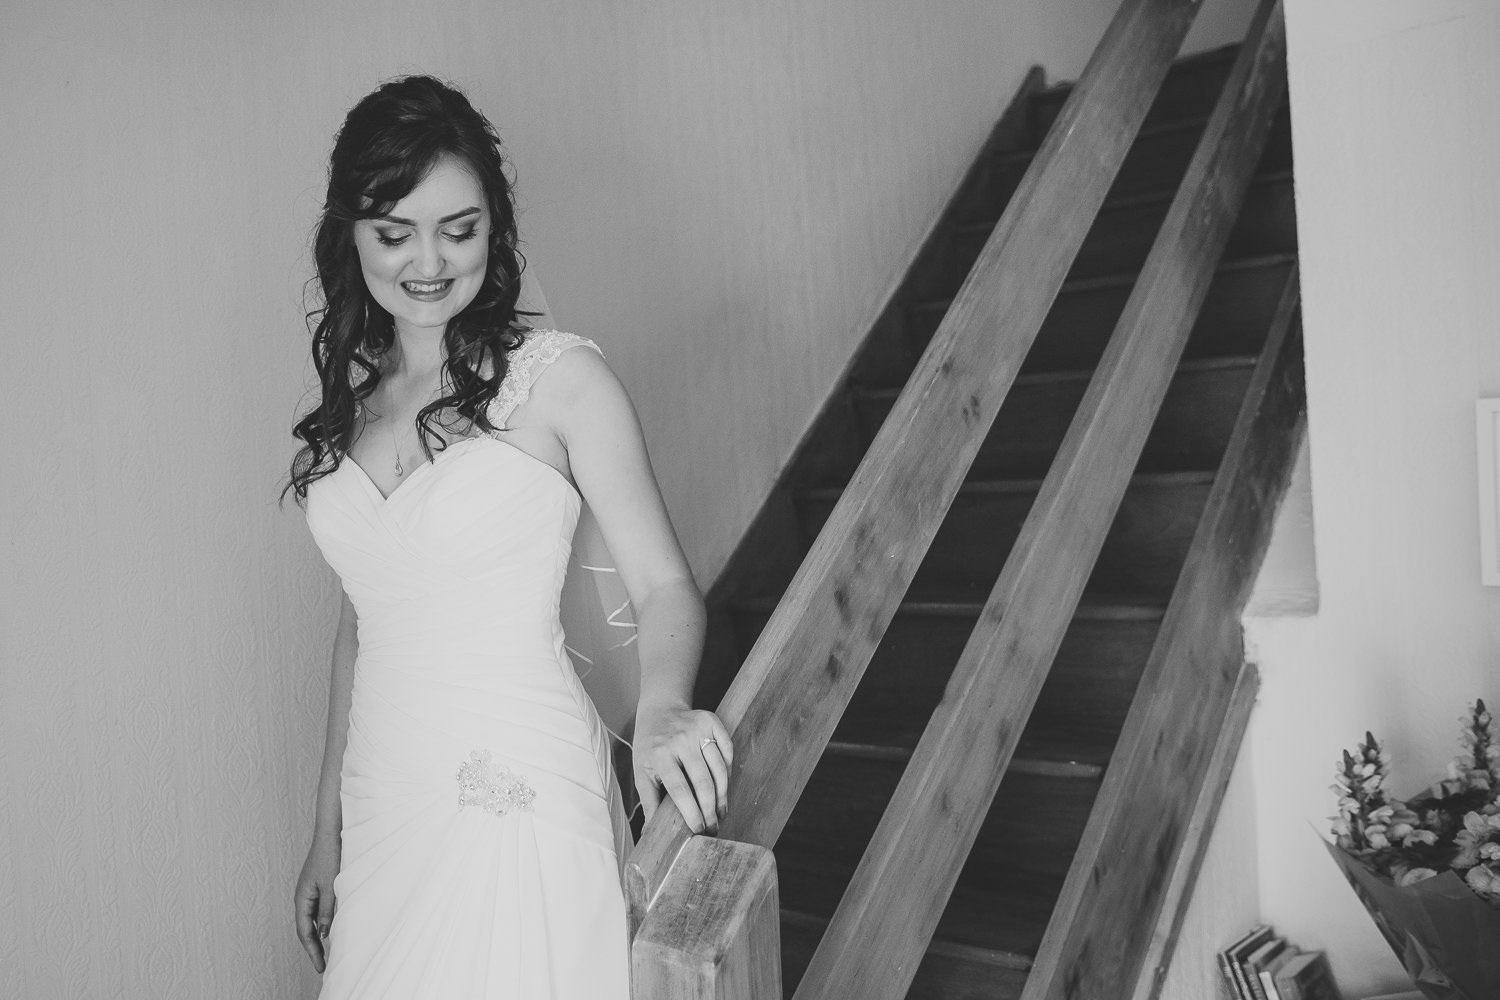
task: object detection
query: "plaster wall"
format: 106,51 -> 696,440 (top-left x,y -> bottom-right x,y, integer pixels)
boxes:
0,1 -> 1256,996
1240,1 -> 1500,995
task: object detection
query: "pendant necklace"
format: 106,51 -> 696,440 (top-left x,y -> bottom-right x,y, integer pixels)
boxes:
391,416 -> 414,477
386,367 -> 443,478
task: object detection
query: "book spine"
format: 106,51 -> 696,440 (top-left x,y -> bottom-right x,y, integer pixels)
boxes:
1218,952 -> 1248,1000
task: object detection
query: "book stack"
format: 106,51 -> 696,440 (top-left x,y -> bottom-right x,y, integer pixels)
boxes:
1217,926 -> 1340,1000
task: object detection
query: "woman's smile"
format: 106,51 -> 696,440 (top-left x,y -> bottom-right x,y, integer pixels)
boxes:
400,278 -> 455,301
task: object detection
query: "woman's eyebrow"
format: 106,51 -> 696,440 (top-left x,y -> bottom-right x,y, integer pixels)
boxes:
375,207 -> 482,226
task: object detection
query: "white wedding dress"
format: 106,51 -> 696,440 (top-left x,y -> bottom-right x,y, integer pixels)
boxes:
304,332 -> 631,999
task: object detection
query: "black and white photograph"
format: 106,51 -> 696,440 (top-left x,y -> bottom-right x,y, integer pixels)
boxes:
2,1 -> 1497,998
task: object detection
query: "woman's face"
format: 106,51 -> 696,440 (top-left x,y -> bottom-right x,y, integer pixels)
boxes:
353,156 -> 490,339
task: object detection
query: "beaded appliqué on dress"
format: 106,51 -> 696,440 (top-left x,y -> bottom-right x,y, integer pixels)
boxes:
456,750 -> 536,817
487,330 -> 601,430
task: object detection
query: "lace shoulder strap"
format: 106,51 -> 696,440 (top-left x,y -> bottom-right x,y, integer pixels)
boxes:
487,330 -> 602,429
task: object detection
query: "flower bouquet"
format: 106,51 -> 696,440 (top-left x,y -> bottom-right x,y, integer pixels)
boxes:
1326,701 -> 1500,1000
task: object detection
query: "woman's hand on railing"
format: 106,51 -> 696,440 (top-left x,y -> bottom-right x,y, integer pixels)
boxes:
632,701 -> 734,836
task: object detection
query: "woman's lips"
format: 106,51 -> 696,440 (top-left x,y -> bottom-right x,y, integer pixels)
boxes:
401,278 -> 454,301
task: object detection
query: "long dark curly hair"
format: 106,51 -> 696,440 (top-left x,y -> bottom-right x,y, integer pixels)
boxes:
285,75 -> 531,502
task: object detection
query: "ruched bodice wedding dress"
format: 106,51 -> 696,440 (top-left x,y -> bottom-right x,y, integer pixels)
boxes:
304,332 -> 630,1000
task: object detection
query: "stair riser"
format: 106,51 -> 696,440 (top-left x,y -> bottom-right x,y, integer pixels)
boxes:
958,122 -> 1207,223
916,177 -> 1294,302
778,766 -> 1097,911
781,921 -> 1029,1000
905,257 -> 1293,373
957,110 -> 1291,227
798,480 -> 1211,598
1031,50 -> 1236,136
732,610 -> 1158,764
855,364 -> 1252,480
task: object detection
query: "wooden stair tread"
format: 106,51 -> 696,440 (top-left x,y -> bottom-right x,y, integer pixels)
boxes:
1033,39 -> 1237,103
800,468 -> 1216,503
734,590 -> 1165,620
914,172 -> 1295,300
853,353 -> 1257,402
989,113 -> 1212,167
848,358 -> 1255,480
782,907 -> 1035,971
795,471 -> 1214,597
780,911 -> 1031,1000
894,253 -> 1297,381
1029,42 -> 1240,135
775,847 -> 1071,960
777,760 -> 1099,892
824,741 -> 1104,779
952,168 -> 1292,238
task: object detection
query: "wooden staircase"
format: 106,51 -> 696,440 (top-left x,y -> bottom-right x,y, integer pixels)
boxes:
626,2 -> 1306,997
692,42 -> 1296,1000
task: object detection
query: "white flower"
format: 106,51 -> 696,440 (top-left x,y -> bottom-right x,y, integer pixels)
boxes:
1453,810 -> 1500,868
1403,828 -> 1438,847
1464,864 -> 1500,901
1397,867 -> 1439,887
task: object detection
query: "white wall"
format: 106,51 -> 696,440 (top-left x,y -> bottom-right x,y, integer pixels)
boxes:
1238,1 -> 1500,996
0,0 -> 1256,996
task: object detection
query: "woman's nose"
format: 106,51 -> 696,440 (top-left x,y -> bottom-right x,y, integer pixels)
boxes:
411,235 -> 444,278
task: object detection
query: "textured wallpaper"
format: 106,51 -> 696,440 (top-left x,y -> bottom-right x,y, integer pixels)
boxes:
0,0 -> 1255,996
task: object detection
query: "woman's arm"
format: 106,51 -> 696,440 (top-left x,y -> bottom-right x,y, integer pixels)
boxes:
294,590 -> 359,971
532,346 -> 733,836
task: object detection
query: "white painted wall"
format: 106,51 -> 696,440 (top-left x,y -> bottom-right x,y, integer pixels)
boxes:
0,0 -> 1256,995
1231,2 -> 1500,996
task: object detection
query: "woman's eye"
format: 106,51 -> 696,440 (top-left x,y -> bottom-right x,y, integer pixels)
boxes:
444,228 -> 479,243
374,231 -> 410,247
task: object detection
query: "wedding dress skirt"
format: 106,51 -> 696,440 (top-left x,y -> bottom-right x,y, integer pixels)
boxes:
304,334 -> 630,999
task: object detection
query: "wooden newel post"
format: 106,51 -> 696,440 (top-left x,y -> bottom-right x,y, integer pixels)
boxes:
631,836 -> 782,1000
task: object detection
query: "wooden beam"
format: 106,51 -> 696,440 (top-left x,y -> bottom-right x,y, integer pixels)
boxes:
625,0 -> 1205,936
631,837 -> 781,1000
1129,660 -> 1261,1000
1023,245 -> 1306,999
791,4 -> 1289,998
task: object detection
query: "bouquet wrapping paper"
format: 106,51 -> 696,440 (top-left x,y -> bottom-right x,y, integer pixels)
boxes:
1325,840 -> 1500,1000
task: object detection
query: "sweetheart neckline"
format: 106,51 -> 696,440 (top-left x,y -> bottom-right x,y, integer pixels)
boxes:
342,434 -> 579,504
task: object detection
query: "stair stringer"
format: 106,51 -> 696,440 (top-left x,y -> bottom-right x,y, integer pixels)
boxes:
1023,271 -> 1306,1000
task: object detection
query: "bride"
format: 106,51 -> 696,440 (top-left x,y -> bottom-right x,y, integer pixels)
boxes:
286,75 -> 730,998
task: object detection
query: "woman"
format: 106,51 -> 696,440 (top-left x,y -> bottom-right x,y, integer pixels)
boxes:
287,75 -> 730,999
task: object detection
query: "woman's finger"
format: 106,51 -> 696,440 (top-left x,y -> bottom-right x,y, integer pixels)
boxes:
295,887 -> 326,972
708,715 -> 734,769
671,748 -> 721,836
634,763 -> 663,823
317,887 -> 336,955
699,738 -> 731,821
656,763 -> 708,834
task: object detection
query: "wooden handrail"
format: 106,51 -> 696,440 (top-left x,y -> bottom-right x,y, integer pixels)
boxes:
788,1 -> 1289,995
